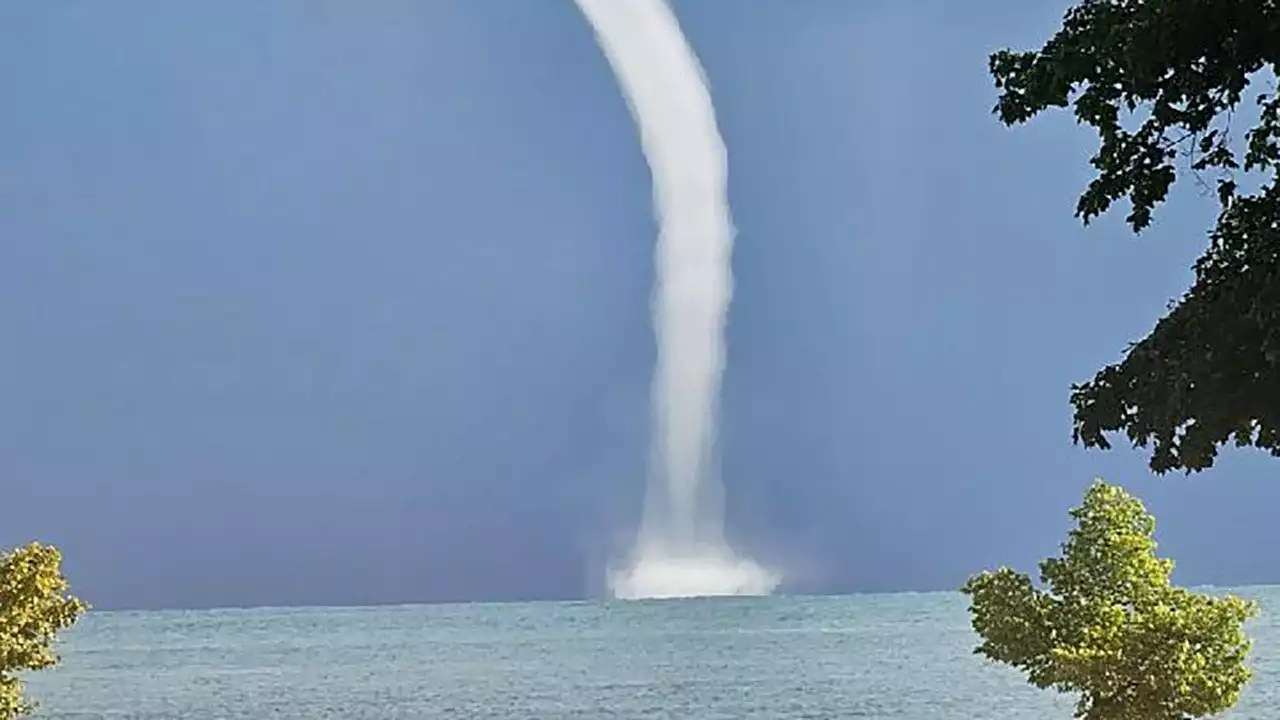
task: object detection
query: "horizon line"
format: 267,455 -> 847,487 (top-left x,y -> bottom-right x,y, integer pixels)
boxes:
80,583 -> 1277,614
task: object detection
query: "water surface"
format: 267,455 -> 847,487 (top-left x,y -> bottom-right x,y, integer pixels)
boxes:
28,587 -> 1280,718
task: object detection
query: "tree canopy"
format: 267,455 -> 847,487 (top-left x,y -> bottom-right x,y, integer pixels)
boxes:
990,0 -> 1280,473
964,480 -> 1257,719
0,542 -> 86,720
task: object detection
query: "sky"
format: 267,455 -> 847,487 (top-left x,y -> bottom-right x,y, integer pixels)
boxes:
3,1 -> 1279,611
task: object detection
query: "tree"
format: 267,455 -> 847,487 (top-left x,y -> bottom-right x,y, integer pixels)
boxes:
0,542 -> 86,720
989,0 -> 1280,473
963,480 -> 1257,719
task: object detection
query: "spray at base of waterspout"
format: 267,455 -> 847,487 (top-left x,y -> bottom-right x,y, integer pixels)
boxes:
608,545 -> 780,600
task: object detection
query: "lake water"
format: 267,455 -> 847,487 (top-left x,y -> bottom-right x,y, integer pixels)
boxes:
26,587 -> 1280,719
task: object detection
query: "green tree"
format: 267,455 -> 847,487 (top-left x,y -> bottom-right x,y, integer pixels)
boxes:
963,480 -> 1257,719
0,542 -> 86,720
989,0 -> 1280,473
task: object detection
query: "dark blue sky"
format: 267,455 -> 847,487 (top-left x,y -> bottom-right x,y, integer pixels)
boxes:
3,1 -> 1278,610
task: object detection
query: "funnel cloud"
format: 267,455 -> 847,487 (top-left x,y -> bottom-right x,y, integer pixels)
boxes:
573,0 -> 778,599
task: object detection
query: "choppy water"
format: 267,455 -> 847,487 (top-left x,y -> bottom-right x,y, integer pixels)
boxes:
26,587 -> 1280,719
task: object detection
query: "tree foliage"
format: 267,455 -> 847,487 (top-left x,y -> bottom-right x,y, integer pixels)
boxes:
989,0 -> 1280,473
963,480 -> 1256,719
0,542 -> 86,720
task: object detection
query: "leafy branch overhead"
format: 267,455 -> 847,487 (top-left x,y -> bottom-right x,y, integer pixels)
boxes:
990,0 -> 1280,473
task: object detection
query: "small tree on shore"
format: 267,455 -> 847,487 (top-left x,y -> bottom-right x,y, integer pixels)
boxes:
963,480 -> 1257,719
0,542 -> 86,720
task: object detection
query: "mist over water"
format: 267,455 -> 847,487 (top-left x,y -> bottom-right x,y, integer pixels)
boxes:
573,0 -> 778,599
